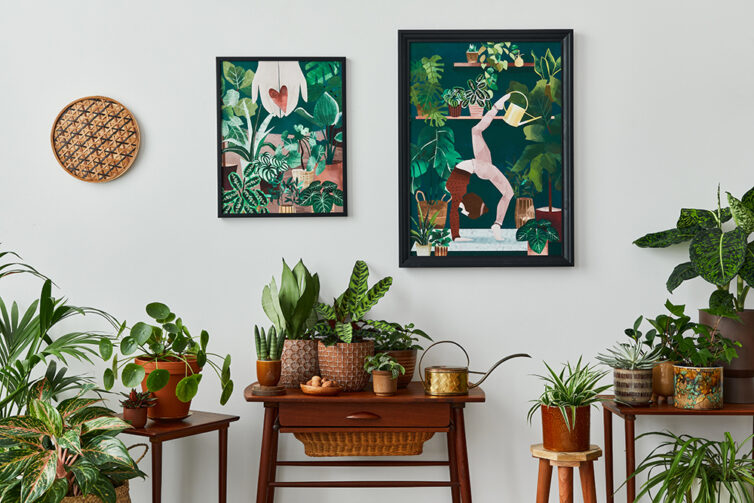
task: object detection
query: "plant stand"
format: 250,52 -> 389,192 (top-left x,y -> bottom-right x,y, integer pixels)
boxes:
530,444 -> 601,503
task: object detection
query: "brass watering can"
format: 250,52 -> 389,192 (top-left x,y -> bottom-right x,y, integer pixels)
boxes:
501,91 -> 541,127
419,340 -> 530,396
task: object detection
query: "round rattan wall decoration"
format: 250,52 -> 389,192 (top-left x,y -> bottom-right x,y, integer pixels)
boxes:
51,96 -> 140,183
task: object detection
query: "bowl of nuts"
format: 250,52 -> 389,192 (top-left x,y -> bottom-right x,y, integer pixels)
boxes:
300,376 -> 342,396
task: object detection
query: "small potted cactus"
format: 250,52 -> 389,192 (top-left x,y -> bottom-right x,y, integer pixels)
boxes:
255,325 -> 286,386
466,43 -> 479,63
120,388 -> 157,428
364,353 -> 405,397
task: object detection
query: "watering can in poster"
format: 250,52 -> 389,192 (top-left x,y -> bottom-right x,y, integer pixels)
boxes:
419,340 -> 531,396
501,91 -> 542,127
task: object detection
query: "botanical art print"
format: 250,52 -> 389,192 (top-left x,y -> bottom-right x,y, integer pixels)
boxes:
216,57 -> 346,217
398,31 -> 573,266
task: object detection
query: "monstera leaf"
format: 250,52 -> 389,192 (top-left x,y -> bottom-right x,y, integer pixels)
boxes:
689,227 -> 747,286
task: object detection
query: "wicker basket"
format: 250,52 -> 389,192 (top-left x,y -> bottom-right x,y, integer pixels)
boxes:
318,340 -> 374,391
63,481 -> 131,502
280,339 -> 320,388
416,191 -> 449,229
294,431 -> 435,457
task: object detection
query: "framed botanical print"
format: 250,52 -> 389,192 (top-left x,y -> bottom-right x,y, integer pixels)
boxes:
216,57 -> 347,217
398,30 -> 573,267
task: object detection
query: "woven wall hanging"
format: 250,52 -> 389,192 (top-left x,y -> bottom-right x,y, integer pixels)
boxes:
51,96 -> 140,183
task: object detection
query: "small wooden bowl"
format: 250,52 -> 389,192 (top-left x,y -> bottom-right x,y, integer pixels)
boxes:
300,383 -> 343,396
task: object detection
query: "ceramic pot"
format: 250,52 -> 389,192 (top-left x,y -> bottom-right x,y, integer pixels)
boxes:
652,361 -> 675,403
434,246 -> 448,257
468,104 -> 484,117
63,481 -> 131,502
514,56 -> 525,67
122,407 -> 148,429
613,368 -> 653,406
466,52 -> 479,64
372,371 -> 398,396
280,339 -> 320,388
256,360 -> 282,387
415,244 -> 431,256
386,349 -> 417,388
515,197 -> 535,228
527,242 -> 549,256
699,310 -> 754,403
673,365 -> 723,410
318,340 -> 374,391
315,162 -> 344,191
135,357 -> 201,421
448,104 -> 462,117
541,404 -> 590,452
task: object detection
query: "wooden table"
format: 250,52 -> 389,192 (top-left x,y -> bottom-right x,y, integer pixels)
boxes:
244,382 -> 485,503
601,397 -> 754,503
121,410 -> 240,503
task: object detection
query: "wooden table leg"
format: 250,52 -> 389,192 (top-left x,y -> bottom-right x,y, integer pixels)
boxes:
557,466 -> 573,503
536,458 -> 552,503
266,413 -> 279,503
447,425 -> 460,503
625,415 -> 636,503
150,439 -> 162,503
219,426 -> 228,503
603,406 -> 613,503
579,460 -> 596,503
256,404 -> 278,503
452,405 -> 472,503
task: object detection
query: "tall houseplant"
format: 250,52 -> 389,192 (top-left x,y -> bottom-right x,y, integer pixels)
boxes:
409,55 -> 446,126
410,127 -> 460,229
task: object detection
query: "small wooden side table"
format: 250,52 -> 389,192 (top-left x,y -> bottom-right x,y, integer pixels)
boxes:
530,444 -> 601,503
245,382 -> 485,503
121,410 -> 240,503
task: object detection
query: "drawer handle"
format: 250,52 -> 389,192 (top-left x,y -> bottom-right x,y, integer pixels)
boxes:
346,411 -> 381,420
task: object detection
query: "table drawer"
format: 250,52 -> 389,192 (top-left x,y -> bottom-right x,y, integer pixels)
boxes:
279,402 -> 450,428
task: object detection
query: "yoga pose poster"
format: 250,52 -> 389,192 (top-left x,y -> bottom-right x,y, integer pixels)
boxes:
399,31 -> 573,267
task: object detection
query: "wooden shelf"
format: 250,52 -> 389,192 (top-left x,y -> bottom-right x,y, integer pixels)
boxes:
454,62 -> 533,68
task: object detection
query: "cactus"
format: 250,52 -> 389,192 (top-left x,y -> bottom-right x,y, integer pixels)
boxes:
254,325 -> 286,360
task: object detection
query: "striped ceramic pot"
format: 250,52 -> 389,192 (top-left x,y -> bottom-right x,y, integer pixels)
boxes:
614,368 -> 653,406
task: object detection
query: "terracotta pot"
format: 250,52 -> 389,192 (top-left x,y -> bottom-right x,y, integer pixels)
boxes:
122,407 -> 148,429
652,361 -> 675,403
674,365 -> 723,410
415,244 -> 431,256
434,246 -> 448,256
135,357 -> 201,421
279,205 -> 296,214
541,404 -> 590,452
466,52 -> 479,64
527,242 -> 549,256
256,360 -> 282,387
280,339 -> 320,388
386,349 -> 417,389
535,207 -> 563,240
613,368 -> 653,406
448,104 -> 462,117
63,481 -> 131,502
515,197 -> 535,228
372,371 -> 398,396
318,340 -> 374,391
699,310 -> 754,403
468,104 -> 484,117
315,162 -> 344,190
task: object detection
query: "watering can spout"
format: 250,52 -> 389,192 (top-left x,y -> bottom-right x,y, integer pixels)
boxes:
517,117 -> 541,126
468,353 -> 531,389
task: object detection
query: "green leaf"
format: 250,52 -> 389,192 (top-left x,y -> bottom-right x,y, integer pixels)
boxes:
740,243 -> 754,288
200,330 -> 209,351
196,350 -> 207,368
67,407 -> 115,427
57,426 -> 82,454
689,227 -> 747,286
633,227 -> 700,248
220,380 -> 234,406
82,435 -> 134,468
233,97 -> 257,117
708,289 -> 737,317
103,368 -> 114,390
175,374 -> 202,403
0,416 -> 49,442
666,262 -> 699,292
313,92 -> 339,127
334,322 -> 353,343
727,192 -> 754,233
222,62 -> 253,90
121,363 -> 146,388
677,208 -> 718,229
145,303 -> 170,320
81,416 -> 131,439
0,449 -> 41,481
36,478 -> 67,503
29,400 -> 62,437
20,450 -> 57,503
221,355 -> 231,385
69,459 -> 99,496
57,397 -> 102,420
88,473 -> 116,503
353,277 -> 393,320
222,89 -> 239,107
145,369 -> 169,392
119,336 -> 137,356
98,339 -> 113,360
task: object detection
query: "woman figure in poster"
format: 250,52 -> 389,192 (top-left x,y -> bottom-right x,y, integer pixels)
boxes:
445,94 -> 515,242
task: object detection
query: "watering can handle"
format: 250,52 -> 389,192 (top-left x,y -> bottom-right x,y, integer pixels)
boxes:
468,353 -> 531,389
502,90 -> 529,113
418,340 -> 470,389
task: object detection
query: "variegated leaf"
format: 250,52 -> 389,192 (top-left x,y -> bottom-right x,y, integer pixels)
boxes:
81,417 -> 131,439
689,227 -> 747,286
19,450 -> 57,503
727,192 -> 754,233
56,397 -> 101,421
69,459 -> 99,495
68,407 -> 115,427
0,416 -> 49,441
0,448 -> 39,482
36,479 -> 67,503
28,400 -> 62,438
87,474 -> 116,503
666,262 -> 699,293
56,426 -> 82,455
82,436 -> 133,468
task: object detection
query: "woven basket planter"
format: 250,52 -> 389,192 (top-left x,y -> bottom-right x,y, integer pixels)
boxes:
63,481 -> 131,502
318,340 -> 374,391
280,339 -> 320,388
294,431 -> 435,457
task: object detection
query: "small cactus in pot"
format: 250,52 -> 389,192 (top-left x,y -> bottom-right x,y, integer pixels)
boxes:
255,325 -> 286,386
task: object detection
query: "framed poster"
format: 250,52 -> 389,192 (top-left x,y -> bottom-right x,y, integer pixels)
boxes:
216,57 -> 347,217
398,30 -> 573,267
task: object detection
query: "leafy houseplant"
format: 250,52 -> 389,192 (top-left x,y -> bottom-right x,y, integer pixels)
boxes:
370,322 -> 431,388
430,228 -> 452,256
630,432 -> 754,502
0,394 -> 145,503
411,207 -> 437,256
410,126 -> 460,228
119,389 -> 156,428
479,41 -> 522,72
298,181 -> 344,214
364,353 -> 405,397
295,91 -> 343,167
254,325 -> 285,387
516,218 -> 560,256
442,87 -> 465,117
465,44 -> 479,63
106,302 -> 233,420
409,55 -> 447,126
463,74 -> 493,116
527,358 -> 611,452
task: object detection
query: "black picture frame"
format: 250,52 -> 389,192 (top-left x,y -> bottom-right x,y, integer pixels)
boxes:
398,30 -> 574,267
216,56 -> 348,218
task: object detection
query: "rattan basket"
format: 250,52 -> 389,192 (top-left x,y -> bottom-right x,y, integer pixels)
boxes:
294,431 -> 435,457
62,481 -> 130,502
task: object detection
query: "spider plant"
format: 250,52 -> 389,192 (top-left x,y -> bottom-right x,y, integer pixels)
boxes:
527,357 -> 611,430
630,431 -> 754,502
410,207 -> 438,246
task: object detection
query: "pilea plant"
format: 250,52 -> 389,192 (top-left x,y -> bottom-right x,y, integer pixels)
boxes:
254,325 -> 285,361
364,353 -> 406,379
516,218 -> 560,254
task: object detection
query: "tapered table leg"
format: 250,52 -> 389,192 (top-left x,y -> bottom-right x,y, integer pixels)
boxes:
266,414 -> 279,503
536,458 -> 552,503
579,460 -> 596,503
625,415 -> 636,503
257,405 -> 278,503
151,439 -> 162,503
219,426 -> 228,503
447,425 -> 460,503
452,405 -> 472,503
603,407 -> 613,503
557,466 -> 573,503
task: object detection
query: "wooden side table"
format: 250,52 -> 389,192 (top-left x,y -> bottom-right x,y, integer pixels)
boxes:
601,397 -> 754,503
245,382 -> 485,503
530,444 -> 601,503
121,410 -> 240,503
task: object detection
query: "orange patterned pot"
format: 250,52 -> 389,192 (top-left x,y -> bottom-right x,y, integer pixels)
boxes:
673,365 -> 723,410
280,339 -> 320,388
318,340 -> 374,391
385,349 -> 417,388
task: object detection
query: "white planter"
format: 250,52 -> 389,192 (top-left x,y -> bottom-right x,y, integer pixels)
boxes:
415,244 -> 431,256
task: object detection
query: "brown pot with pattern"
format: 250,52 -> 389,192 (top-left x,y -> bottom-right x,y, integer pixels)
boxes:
613,368 -> 653,406
318,340 -> 374,391
280,339 -> 320,388
541,404 -> 590,452
699,310 -> 754,403
386,349 -> 417,388
372,370 -> 398,396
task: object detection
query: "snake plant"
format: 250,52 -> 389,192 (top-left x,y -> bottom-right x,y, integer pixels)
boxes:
254,325 -> 285,361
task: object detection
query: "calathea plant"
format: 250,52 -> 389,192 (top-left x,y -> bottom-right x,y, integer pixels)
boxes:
298,181 -> 343,213
262,259 -> 320,340
463,74 -> 493,110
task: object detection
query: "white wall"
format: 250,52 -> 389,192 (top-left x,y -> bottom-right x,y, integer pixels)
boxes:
1,1 -> 753,501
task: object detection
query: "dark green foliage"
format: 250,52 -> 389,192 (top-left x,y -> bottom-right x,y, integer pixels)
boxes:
633,227 -> 702,248
516,219 -> 560,254
363,353 -> 405,380
409,127 -> 461,199
462,74 -> 493,110
254,325 -> 285,361
298,181 -> 344,213
368,322 -> 432,352
442,87 -> 465,107
261,259 -> 320,340
409,55 -> 447,127
689,228 -> 747,286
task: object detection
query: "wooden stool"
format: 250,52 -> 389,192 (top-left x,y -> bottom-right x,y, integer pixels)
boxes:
530,444 -> 602,503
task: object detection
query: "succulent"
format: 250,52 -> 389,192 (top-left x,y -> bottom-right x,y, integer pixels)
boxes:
596,338 -> 664,370
364,353 -> 406,380
254,325 -> 285,361
120,388 -> 157,409
467,43 -> 478,53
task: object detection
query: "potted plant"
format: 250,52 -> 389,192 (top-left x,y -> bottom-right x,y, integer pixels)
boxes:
262,259 -> 321,388
527,358 -> 611,452
370,321 -> 432,388
442,87 -> 465,117
630,432 -> 754,502
411,207 -> 437,256
364,353 -> 406,397
596,317 -> 664,406
120,388 -> 156,428
0,393 -> 145,502
313,260 -> 392,391
276,176 -> 302,213
254,325 -> 285,387
462,74 -> 493,117
465,43 -> 479,63
505,166 -> 536,228
295,91 -> 344,182
635,185 -> 754,403
298,181 -> 344,214
409,55 -> 446,124
430,228 -> 452,256
106,302 -> 234,420
516,218 -> 560,256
